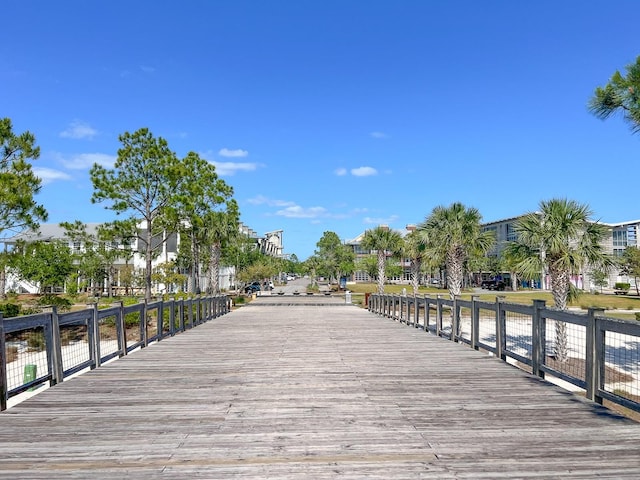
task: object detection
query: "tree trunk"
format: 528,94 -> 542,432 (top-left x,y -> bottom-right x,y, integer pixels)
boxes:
550,264 -> 570,363
189,231 -> 200,294
410,258 -> 421,295
511,271 -> 518,291
376,250 -> 386,294
208,243 -> 221,294
145,220 -> 153,302
0,267 -> 5,299
446,247 -> 464,298
107,267 -> 114,298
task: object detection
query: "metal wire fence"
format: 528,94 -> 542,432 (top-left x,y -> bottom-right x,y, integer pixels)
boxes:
369,293 -> 640,413
1,295 -> 231,410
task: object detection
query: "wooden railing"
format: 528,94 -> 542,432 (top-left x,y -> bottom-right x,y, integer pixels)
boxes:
369,293 -> 640,413
0,295 -> 230,410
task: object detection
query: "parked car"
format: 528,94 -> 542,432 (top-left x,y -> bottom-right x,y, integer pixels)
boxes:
244,282 -> 261,294
481,280 -> 506,291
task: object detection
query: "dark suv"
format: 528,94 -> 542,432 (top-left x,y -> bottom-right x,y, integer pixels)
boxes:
481,280 -> 506,291
244,282 -> 261,294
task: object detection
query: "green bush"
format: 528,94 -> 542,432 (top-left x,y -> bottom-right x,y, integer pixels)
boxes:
27,330 -> 45,351
0,303 -> 21,318
615,282 -> 631,291
635,312 -> 640,322
36,294 -> 73,311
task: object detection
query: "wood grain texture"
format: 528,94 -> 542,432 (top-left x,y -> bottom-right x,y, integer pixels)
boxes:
1,296 -> 639,478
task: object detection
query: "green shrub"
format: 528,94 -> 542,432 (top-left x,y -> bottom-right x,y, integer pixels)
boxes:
0,303 -> 21,318
27,330 -> 46,351
635,312 -> 640,321
232,296 -> 245,305
615,282 -> 631,291
36,294 -> 73,311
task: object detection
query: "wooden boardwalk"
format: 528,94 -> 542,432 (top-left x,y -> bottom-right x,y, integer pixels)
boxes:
1,296 -> 640,478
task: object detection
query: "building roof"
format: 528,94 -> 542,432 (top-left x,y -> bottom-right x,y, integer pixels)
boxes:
4,223 -> 103,243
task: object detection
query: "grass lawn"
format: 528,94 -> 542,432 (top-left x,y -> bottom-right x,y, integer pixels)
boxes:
347,283 -> 640,315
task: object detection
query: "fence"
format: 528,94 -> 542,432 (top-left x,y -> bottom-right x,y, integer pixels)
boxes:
368,293 -> 640,413
0,295 -> 230,411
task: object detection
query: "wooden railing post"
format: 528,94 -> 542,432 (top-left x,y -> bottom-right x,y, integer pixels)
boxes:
0,313 -> 6,411
471,295 -> 480,350
436,295 -> 443,336
140,299 -> 148,347
91,303 -> 101,368
531,300 -> 546,378
586,307 -> 605,404
114,301 -> 127,357
50,306 -> 64,384
157,297 -> 164,340
168,297 -> 176,336
495,296 -> 506,360
451,296 -> 459,342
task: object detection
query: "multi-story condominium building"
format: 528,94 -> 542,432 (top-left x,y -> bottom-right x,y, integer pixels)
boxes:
482,216 -> 640,291
348,216 -> 640,291
346,224 -> 421,284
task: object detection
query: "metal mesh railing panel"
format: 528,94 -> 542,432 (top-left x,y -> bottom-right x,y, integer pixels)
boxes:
602,330 -> 640,402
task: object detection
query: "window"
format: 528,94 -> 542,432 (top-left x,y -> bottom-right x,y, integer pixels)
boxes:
506,223 -> 517,242
613,230 -> 628,247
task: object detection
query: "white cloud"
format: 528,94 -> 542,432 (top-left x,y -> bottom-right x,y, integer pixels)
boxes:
140,65 -> 155,73
60,121 -> 97,140
55,152 -> 116,170
363,215 -> 399,225
211,161 -> 259,176
370,131 -> 389,139
219,148 -> 248,158
33,167 -> 72,185
276,205 -> 328,219
334,168 -> 347,176
351,166 -> 378,177
247,195 -> 295,207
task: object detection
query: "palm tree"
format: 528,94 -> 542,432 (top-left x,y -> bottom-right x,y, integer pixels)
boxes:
204,200 -> 239,294
506,198 -> 613,363
418,203 -> 494,298
361,226 -> 403,294
402,230 -> 425,295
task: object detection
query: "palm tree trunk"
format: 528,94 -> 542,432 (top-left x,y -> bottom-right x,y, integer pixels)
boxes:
208,242 -> 221,294
410,258 -> 421,295
550,265 -> 570,363
446,248 -> 464,298
376,250 -> 386,294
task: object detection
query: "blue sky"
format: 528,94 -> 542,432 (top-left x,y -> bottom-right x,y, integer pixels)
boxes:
2,1 -> 639,260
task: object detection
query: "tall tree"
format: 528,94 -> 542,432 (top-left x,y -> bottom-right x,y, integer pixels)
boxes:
315,231 -> 355,285
619,246 -> 640,296
11,240 -> 74,293
361,226 -> 403,294
90,128 -> 182,301
589,56 -> 640,134
402,230 -> 425,295
204,200 -> 239,294
506,198 -> 613,363
418,203 -> 494,298
167,152 -> 236,294
0,118 -> 48,297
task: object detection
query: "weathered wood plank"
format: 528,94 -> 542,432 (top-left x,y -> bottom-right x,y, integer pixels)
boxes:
0,297 -> 639,478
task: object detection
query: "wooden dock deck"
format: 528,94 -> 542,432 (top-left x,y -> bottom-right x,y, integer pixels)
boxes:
1,296 -> 640,478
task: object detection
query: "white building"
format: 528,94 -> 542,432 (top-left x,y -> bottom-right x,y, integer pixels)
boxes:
4,221 -> 285,295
